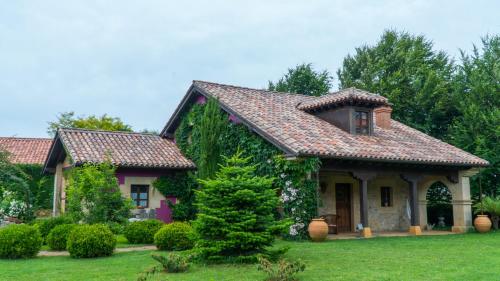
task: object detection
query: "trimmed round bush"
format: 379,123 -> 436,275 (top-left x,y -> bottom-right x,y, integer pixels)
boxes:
0,224 -> 42,259
67,224 -> 116,258
154,222 -> 195,251
124,219 -> 163,244
33,216 -> 74,241
46,224 -> 76,250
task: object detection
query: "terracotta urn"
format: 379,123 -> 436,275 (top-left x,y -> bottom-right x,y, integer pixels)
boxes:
474,215 -> 492,233
308,218 -> 329,242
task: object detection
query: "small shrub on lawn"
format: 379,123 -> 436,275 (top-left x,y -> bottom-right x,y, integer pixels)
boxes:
46,224 -> 76,250
154,222 -> 195,251
0,224 -> 42,259
67,224 -> 116,258
124,219 -> 163,244
257,257 -> 306,281
33,215 -> 74,241
153,253 -> 190,273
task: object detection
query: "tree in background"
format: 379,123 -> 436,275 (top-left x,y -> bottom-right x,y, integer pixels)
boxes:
268,63 -> 333,96
65,161 -> 132,223
194,150 -> 284,262
0,150 -> 33,222
448,36 -> 500,197
47,112 -> 133,136
198,98 -> 226,179
337,30 -> 456,139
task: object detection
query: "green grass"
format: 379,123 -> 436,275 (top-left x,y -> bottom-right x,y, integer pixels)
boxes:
1,232 -> 499,281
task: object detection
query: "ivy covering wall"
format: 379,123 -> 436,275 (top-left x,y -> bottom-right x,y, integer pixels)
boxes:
173,99 -> 321,239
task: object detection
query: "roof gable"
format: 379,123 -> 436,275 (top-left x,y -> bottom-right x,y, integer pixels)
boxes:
44,128 -> 195,173
162,81 -> 488,167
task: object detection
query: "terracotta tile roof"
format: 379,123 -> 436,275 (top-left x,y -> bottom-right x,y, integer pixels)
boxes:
298,87 -> 389,111
57,128 -> 195,169
0,137 -> 52,164
187,80 -> 488,167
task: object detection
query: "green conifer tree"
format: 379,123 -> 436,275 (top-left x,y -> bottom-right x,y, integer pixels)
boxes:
194,150 -> 282,262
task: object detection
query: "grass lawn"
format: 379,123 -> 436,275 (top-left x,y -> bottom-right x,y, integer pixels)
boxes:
1,232 -> 499,281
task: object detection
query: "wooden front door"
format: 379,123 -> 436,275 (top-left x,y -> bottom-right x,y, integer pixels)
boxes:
335,183 -> 352,232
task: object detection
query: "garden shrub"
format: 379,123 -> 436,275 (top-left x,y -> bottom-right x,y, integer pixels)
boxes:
105,221 -> 126,235
154,222 -> 195,251
65,161 -> 132,224
67,224 -> 116,258
124,219 -> 163,244
0,224 -> 42,259
152,253 -> 190,273
46,224 -> 76,250
32,215 -> 74,241
194,150 -> 287,263
257,257 -> 306,281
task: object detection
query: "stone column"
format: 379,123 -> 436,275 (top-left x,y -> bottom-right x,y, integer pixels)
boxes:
450,170 -> 476,233
352,171 -> 376,238
52,163 -> 63,217
401,174 -> 422,235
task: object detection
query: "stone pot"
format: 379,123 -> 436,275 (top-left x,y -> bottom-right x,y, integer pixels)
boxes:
474,215 -> 492,233
308,218 -> 329,242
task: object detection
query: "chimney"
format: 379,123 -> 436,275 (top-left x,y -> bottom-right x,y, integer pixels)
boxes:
374,106 -> 392,129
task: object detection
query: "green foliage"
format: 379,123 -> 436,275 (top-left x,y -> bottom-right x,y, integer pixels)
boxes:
154,222 -> 195,251
153,172 -> 197,221
105,221 -> 127,235
152,253 -> 190,273
268,63 -> 332,96
32,215 -> 74,241
174,99 -> 320,240
194,150 -> 284,262
65,161 -> 133,224
275,157 -> 320,239
16,164 -> 54,211
198,98 -> 227,179
124,219 -> 164,244
0,224 -> 42,259
449,35 -> 500,198
67,224 -> 116,258
337,30 -> 456,139
257,257 -> 306,281
0,150 -> 33,222
46,224 -> 76,250
47,111 -> 133,136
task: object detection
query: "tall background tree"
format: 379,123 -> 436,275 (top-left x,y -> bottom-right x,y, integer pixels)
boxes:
47,112 -> 133,136
268,63 -> 333,96
337,30 -> 456,139
448,35 -> 500,197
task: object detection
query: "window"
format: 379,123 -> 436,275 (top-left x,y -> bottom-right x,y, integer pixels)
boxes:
380,186 -> 392,207
131,185 -> 149,208
355,111 -> 370,135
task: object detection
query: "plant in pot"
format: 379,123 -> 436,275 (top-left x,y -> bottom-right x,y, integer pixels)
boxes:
307,218 -> 328,242
474,197 -> 500,231
472,175 -> 492,233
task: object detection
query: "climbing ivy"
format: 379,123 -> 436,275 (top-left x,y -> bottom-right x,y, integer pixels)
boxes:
152,172 -> 197,221
174,97 -> 321,239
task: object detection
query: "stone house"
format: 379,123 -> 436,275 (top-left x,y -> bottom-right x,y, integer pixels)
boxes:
43,81 -> 488,235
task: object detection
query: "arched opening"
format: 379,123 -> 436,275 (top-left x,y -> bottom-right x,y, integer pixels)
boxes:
426,182 -> 453,230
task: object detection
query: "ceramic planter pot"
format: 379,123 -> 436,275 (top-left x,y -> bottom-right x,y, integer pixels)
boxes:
308,218 -> 329,242
474,215 -> 492,233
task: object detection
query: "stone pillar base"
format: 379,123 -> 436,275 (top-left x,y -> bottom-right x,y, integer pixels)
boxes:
361,227 -> 372,238
409,226 -> 422,235
452,226 -> 473,233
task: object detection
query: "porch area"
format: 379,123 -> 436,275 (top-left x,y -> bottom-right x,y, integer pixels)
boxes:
317,160 -> 477,238
327,230 -> 456,240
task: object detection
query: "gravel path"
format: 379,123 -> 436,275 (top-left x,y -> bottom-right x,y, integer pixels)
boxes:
38,245 -> 157,257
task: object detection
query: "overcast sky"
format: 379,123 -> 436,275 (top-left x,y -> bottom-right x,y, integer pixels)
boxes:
0,1 -> 498,137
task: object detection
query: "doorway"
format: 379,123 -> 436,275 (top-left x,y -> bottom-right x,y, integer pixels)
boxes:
336,183 -> 352,232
